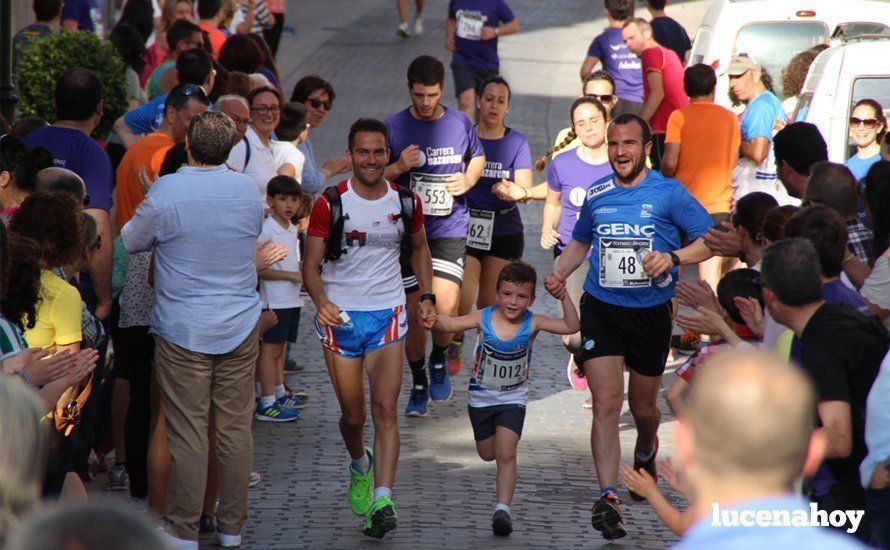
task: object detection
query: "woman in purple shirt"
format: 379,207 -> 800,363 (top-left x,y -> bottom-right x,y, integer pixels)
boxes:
545,97 -> 613,393
452,77 -> 532,369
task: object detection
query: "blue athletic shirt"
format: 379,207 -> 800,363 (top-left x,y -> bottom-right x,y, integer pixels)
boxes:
469,306 -> 532,408
572,170 -> 712,308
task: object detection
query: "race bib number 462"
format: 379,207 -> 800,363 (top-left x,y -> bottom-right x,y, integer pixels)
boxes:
411,172 -> 454,216
456,11 -> 484,40
468,209 -> 494,251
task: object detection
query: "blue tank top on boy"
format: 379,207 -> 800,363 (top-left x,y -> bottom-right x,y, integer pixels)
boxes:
466,128 -> 532,236
469,306 -> 532,408
572,170 -> 712,308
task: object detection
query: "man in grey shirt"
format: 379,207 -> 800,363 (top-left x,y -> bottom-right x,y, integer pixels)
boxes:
122,111 -> 263,549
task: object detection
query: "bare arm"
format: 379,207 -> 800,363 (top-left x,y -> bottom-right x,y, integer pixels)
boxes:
554,239 -> 591,279
302,235 -> 342,327
541,188 -> 562,250
495,19 -> 519,37
641,71 -> 665,123
464,154 -> 486,192
661,142 -> 680,178
739,137 -> 769,165
258,269 -> 301,284
817,400 -> 853,459
86,208 -> 113,320
445,18 -> 456,52
409,227 -> 434,297
113,115 -> 140,149
533,294 -> 580,335
435,310 -> 481,334
842,252 -> 871,290
580,55 -> 600,81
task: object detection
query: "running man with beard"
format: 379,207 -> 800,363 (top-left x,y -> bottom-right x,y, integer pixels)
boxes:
545,113 -> 713,540
384,55 -> 485,416
303,118 -> 437,539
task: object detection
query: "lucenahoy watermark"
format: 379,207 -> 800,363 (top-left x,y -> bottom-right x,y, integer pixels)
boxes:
711,502 -> 864,534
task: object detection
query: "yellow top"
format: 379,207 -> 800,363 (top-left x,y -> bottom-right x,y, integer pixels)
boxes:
773,329 -> 794,361
23,270 -> 83,349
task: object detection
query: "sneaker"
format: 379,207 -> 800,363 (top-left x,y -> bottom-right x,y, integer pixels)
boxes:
428,360 -> 452,402
445,339 -> 463,375
277,394 -> 307,410
591,494 -> 627,540
492,509 -> 513,536
413,17 -> 424,35
629,435 -> 659,502
107,464 -> 129,491
671,331 -> 701,355
404,385 -> 429,417
348,447 -> 374,516
214,531 -> 241,548
567,355 -> 587,391
255,402 -> 300,422
284,357 -> 304,372
582,397 -> 593,410
285,384 -> 309,401
159,530 -> 198,550
248,471 -> 262,488
362,495 -> 398,539
199,515 -> 216,534
396,22 -> 410,38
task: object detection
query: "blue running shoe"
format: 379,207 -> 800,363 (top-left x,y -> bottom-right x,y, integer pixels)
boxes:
277,395 -> 307,410
255,402 -> 300,422
428,360 -> 452,402
404,385 -> 429,417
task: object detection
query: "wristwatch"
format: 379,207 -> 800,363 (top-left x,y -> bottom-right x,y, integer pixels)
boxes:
420,293 -> 437,305
669,251 -> 680,267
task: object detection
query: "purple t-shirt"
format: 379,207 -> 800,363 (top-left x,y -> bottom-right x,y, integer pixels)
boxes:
62,0 -> 98,32
25,126 -> 113,213
449,0 -> 515,69
466,128 -> 532,236
547,149 -> 612,251
385,107 -> 485,239
587,27 -> 644,103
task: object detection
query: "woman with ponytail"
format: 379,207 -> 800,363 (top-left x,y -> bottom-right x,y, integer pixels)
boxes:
545,96 -> 613,401
493,71 -> 617,203
447,76 -> 533,374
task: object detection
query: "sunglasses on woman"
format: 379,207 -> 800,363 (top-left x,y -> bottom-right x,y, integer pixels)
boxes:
307,97 -> 333,111
849,117 -> 879,129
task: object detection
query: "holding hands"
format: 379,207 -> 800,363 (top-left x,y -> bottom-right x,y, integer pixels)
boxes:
544,271 -> 567,300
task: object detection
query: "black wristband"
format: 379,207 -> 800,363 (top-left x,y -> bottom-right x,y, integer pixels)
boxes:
419,293 -> 436,305
669,251 -> 680,266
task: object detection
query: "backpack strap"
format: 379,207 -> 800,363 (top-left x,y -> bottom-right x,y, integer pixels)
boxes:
323,185 -> 345,262
396,185 -> 416,267
242,136 -> 252,172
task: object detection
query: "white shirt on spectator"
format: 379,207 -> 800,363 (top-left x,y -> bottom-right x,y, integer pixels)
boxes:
258,216 -> 302,309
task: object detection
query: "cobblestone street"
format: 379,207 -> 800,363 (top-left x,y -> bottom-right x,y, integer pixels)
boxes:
92,0 -> 710,547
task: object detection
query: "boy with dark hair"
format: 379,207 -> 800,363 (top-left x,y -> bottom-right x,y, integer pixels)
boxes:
434,260 -> 580,536
580,0 -> 643,116
644,0 -> 691,63
272,102 -> 310,182
12,0 -> 63,86
256,175 -> 305,422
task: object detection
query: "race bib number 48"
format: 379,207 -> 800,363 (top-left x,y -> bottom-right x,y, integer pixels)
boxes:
468,209 -> 494,251
411,172 -> 454,216
476,344 -> 529,391
599,237 -> 651,288
456,11 -> 484,40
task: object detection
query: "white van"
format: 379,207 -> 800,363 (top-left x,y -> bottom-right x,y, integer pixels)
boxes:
688,0 -> 890,108
794,30 -> 890,163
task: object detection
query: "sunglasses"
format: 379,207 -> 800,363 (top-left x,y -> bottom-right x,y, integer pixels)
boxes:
850,117 -> 879,129
587,94 -> 614,103
307,97 -> 332,111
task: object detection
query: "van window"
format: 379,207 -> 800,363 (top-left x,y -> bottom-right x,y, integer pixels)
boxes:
733,22 -> 828,100
794,93 -> 813,123
847,77 -> 890,160
690,27 -> 712,66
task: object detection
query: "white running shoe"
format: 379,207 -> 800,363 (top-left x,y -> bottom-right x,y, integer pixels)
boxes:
396,22 -> 410,38
413,17 -> 424,35
215,531 -> 242,548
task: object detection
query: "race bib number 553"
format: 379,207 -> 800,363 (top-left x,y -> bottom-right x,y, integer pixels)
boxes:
411,172 -> 454,216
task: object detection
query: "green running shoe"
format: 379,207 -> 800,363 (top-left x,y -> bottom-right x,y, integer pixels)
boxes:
347,447 -> 374,516
362,495 -> 398,539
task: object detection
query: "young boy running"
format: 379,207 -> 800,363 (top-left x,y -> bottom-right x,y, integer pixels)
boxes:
433,260 -> 580,536
256,175 -> 305,422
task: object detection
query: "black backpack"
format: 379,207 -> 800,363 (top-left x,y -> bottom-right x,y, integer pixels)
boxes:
323,184 -> 416,266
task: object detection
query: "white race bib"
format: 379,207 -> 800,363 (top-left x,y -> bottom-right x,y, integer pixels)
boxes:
411,172 -> 454,216
599,237 -> 652,288
456,11 -> 484,40
467,209 -> 494,251
476,344 -> 529,391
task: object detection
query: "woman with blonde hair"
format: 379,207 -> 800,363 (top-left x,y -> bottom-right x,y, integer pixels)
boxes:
0,376 -> 48,541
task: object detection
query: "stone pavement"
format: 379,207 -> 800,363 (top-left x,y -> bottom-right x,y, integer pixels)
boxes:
90,0 -> 713,547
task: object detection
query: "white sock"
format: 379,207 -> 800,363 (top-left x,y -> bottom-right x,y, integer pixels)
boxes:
260,395 -> 276,408
255,382 -> 262,396
274,384 -> 286,399
495,503 -> 510,514
373,487 -> 392,501
352,453 -> 370,474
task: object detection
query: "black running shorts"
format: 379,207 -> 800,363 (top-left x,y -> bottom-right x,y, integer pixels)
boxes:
468,403 -> 526,441
579,292 -> 672,377
466,233 -> 524,262
403,237 -> 467,290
